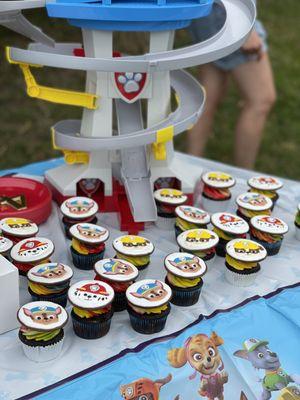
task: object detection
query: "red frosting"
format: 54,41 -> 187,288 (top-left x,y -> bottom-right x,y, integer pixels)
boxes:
203,184 -> 230,200
82,242 -> 105,255
95,275 -> 132,293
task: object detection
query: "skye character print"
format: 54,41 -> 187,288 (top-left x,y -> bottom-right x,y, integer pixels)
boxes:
131,281 -> 168,302
169,256 -> 203,273
23,305 -> 61,325
65,199 -> 94,215
77,225 -> 107,239
32,263 -> 66,279
103,259 -> 134,276
179,206 -> 207,221
241,194 -> 268,207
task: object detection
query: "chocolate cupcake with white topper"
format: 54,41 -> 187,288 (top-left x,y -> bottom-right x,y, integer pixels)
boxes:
113,235 -> 154,270
68,280 -> 114,339
236,192 -> 273,222
126,279 -> 172,334
18,301 -> 68,362
153,188 -> 188,230
27,263 -> 73,307
225,239 -> 267,287
69,223 -> 109,270
250,215 -> 288,256
211,212 -> 249,257
174,205 -> 210,237
94,258 -> 138,312
60,196 -> 98,238
0,217 -> 38,244
164,252 -> 207,306
248,175 -> 283,208
177,229 -> 219,262
201,171 -> 236,213
0,235 -> 13,259
11,237 -> 54,276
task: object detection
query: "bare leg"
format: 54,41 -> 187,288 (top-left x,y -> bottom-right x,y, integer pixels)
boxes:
231,53 -> 276,169
187,64 -> 228,157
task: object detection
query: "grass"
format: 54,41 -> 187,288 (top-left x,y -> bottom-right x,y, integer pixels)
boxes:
0,0 -> 299,179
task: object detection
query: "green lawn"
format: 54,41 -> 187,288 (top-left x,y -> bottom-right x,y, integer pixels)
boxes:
0,0 -> 299,179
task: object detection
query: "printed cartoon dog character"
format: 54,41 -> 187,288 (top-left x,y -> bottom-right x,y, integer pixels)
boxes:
74,283 -> 109,303
168,332 -> 228,400
120,236 -> 150,248
23,305 -> 61,325
18,239 -> 49,257
186,231 -> 215,243
32,263 -> 66,279
233,241 -> 264,255
169,256 -> 203,273
259,217 -> 284,228
65,199 -> 94,215
234,339 -> 300,400
103,259 -> 134,276
241,194 -> 268,207
160,189 -> 184,200
207,173 -> 231,183
277,386 -> 300,400
179,207 -> 206,221
77,224 -> 107,240
219,214 -> 243,227
131,281 -> 167,302
6,218 -> 32,229
257,177 -> 277,186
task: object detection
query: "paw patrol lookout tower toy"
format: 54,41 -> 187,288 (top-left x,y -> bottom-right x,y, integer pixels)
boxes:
0,0 -> 256,231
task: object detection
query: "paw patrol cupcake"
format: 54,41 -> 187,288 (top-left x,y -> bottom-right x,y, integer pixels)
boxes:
211,212 -> 249,257
113,235 -> 154,270
225,239 -> 267,287
177,229 -> 219,262
18,301 -> 68,362
94,258 -> 138,312
11,237 -> 55,276
68,280 -> 114,339
174,205 -> 210,237
60,197 -> 98,239
154,188 -> 187,230
200,171 -> 236,213
27,263 -> 73,307
248,176 -> 283,208
250,216 -> 288,256
69,223 -> 109,270
294,204 -> 300,241
236,193 -> 273,222
126,279 -> 172,334
0,217 -> 38,244
0,235 -> 13,259
164,252 -> 207,306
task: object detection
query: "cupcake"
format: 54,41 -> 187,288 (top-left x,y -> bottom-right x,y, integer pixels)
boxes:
225,239 -> 267,287
236,193 -> 273,222
153,188 -> 187,230
164,252 -> 207,306
0,217 -> 38,244
295,204 -> 300,241
10,237 -> 55,276
60,196 -> 98,239
112,235 -> 154,271
211,212 -> 249,257
69,223 -> 109,270
250,215 -> 288,256
68,280 -> 114,339
94,258 -> 138,312
174,205 -> 210,238
27,263 -> 73,307
200,171 -> 236,213
126,279 -> 172,334
177,229 -> 219,262
0,235 -> 13,259
248,176 -> 283,208
18,301 -> 68,362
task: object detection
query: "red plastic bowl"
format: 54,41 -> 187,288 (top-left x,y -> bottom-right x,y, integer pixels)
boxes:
0,177 -> 52,224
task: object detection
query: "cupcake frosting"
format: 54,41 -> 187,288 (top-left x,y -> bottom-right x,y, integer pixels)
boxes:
226,239 -> 267,263
236,193 -> 273,211
211,213 -> 249,235
27,263 -> 73,285
11,237 -> 54,264
0,217 -> 38,237
94,258 -> 138,283
0,235 -> 13,253
175,206 -> 210,226
202,171 -> 235,189
177,229 -> 219,251
154,189 -> 187,205
251,215 -> 288,235
126,279 -> 172,309
248,176 -> 283,192
164,252 -> 207,279
69,223 -> 109,244
68,280 -> 114,310
113,235 -> 154,256
60,197 -> 98,220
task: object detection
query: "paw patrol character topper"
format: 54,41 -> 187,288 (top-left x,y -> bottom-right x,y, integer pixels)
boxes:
69,223 -> 109,244
175,206 -> 210,225
0,217 -> 38,237
60,196 -> 98,220
126,279 -> 172,308
68,280 -> 114,310
202,171 -> 236,188
251,215 -> 288,235
226,239 -> 267,262
113,235 -> 154,256
94,258 -> 138,282
18,301 -> 68,331
120,374 -> 173,400
154,188 -> 188,205
165,252 -> 207,278
211,212 -> 249,235
248,176 -> 283,191
27,263 -> 73,285
236,193 -> 273,211
177,229 -> 219,251
0,235 -> 13,253
10,237 -> 54,263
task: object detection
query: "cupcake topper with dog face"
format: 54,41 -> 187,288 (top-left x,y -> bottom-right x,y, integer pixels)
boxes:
153,189 -> 187,205
226,239 -> 267,262
0,235 -> 13,253
126,279 -> 172,308
175,206 -> 210,225
0,217 -> 38,237
211,213 -> 249,235
69,223 -> 109,244
248,176 -> 283,191
18,301 -> 68,332
177,229 -> 219,251
113,235 -> 154,256
250,215 -> 288,235
165,252 -> 207,279
202,171 -> 236,189
60,197 -> 98,220
236,193 -> 273,211
94,258 -> 138,283
27,263 -> 73,285
68,280 -> 114,310
11,237 -> 54,263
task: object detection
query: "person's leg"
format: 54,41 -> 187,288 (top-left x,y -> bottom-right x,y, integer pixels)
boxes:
187,64 -> 228,157
231,53 -> 276,169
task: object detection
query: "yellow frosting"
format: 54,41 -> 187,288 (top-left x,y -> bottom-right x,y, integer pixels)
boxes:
167,272 -> 201,288
239,208 -> 271,218
116,252 -> 150,267
71,238 -> 89,255
175,217 -> 201,232
130,304 -> 168,315
249,188 -> 277,199
225,254 -> 257,271
28,281 -> 62,295
73,307 -> 108,318
213,227 -> 235,241
21,328 -> 61,342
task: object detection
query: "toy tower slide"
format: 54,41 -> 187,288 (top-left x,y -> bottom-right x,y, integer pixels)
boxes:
0,0 -> 256,232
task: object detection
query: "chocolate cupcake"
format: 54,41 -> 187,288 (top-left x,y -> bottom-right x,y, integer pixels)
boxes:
154,188 -> 187,230
236,193 -> 273,222
0,217 -> 38,244
174,205 -> 210,238
126,279 -> 172,334
248,176 -> 283,209
295,204 -> 300,241
0,235 -> 13,259
164,252 -> 207,306
177,228 -> 219,262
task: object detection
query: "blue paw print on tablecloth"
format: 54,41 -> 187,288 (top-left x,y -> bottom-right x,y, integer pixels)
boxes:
117,72 -> 142,93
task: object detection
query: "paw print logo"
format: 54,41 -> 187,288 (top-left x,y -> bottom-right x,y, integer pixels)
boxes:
114,71 -> 148,103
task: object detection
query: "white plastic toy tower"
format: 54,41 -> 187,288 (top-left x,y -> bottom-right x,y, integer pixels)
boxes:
0,0 -> 256,231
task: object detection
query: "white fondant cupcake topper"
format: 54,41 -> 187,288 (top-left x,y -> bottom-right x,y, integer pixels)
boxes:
175,206 -> 210,225
69,223 -> 109,244
113,235 -> 154,256
0,236 -> 13,253
68,280 -> 114,310
211,213 -> 249,235
250,215 -> 288,235
226,239 -> 267,262
177,229 -> 219,251
154,188 -> 187,205
236,193 -> 273,211
11,237 -> 54,263
126,279 -> 172,308
165,252 -> 207,278
248,176 -> 283,191
0,217 -> 38,237
27,263 -> 73,285
60,196 -> 98,219
94,258 -> 138,282
202,171 -> 235,189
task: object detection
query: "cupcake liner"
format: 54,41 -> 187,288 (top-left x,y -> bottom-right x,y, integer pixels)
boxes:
113,291 -> 127,312
71,309 -> 113,339
249,235 -> 282,256
295,224 -> 300,241
236,209 -> 251,223
155,215 -> 176,231
165,278 -> 203,307
127,304 -> 171,334
201,195 -> 231,214
28,287 -> 69,308
174,224 -> 183,238
71,246 -> 105,270
225,264 -> 261,287
215,239 -> 228,258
